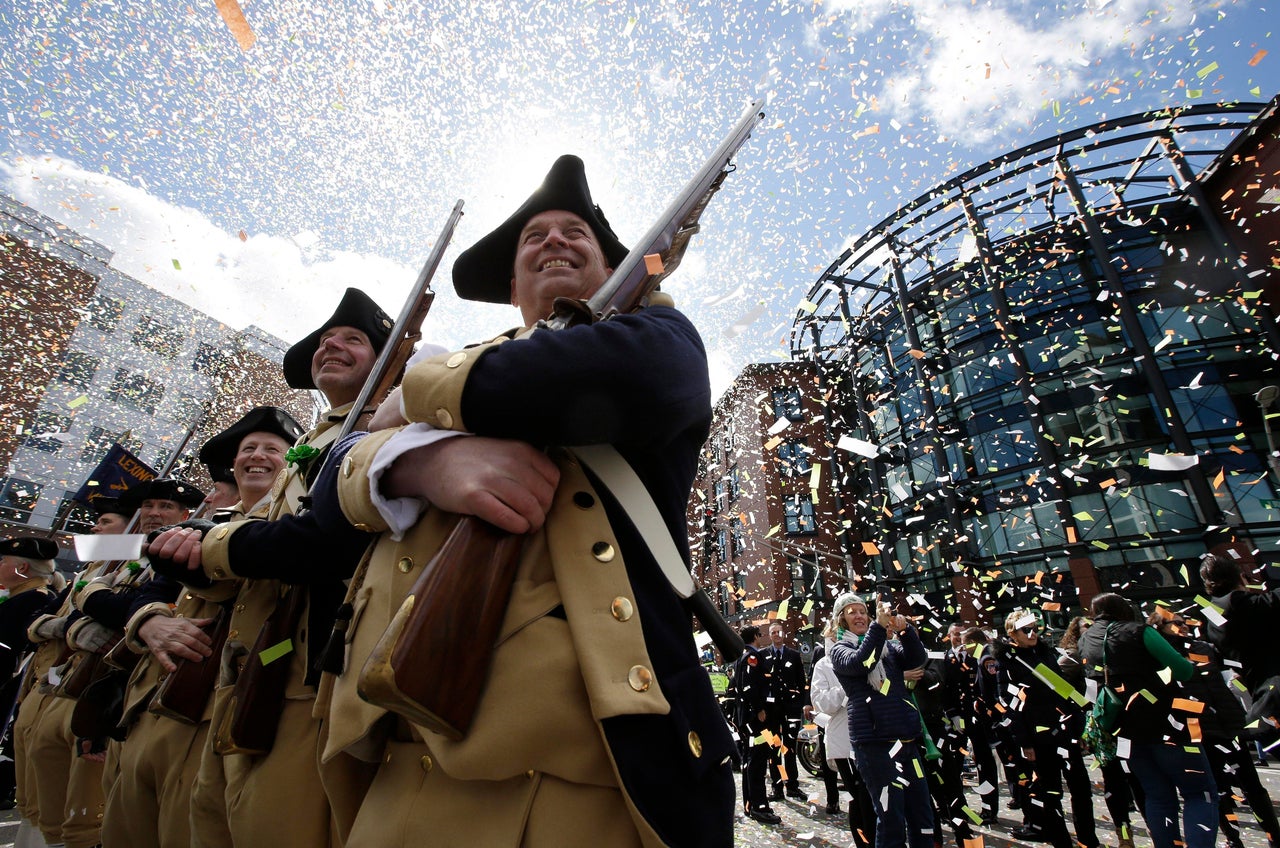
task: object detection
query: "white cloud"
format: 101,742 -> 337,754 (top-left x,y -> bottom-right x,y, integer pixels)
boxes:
828,0 -> 1202,141
0,154 -> 463,347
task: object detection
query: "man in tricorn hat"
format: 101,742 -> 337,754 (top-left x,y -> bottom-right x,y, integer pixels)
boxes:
324,156 -> 732,845
90,498 -> 131,535
152,290 -> 398,848
99,407 -> 302,848
18,477 -> 203,848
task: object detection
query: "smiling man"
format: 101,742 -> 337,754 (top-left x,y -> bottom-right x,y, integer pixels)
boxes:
313,155 -> 734,847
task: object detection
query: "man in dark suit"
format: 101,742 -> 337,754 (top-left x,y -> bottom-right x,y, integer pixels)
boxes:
765,621 -> 807,800
736,625 -> 780,824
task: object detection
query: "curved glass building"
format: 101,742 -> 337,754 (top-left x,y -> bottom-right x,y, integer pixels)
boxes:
791,101 -> 1280,616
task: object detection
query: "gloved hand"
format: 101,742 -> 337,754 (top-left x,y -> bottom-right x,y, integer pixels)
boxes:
32,615 -> 69,642
70,621 -> 117,654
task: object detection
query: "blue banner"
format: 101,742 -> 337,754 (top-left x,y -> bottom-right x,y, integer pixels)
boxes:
73,443 -> 157,508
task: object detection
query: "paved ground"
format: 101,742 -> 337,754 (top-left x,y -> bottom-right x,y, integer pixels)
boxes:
0,763 -> 1274,846
734,761 -> 1280,847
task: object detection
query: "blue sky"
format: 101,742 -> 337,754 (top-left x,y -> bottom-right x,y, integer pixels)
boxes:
0,0 -> 1273,398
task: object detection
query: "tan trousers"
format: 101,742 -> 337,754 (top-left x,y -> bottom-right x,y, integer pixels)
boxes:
101,712 -> 227,848
224,698 -> 333,848
13,690 -> 50,827
346,739 -> 642,848
26,696 -> 103,848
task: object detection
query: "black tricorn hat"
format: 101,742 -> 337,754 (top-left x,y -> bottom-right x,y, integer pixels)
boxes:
206,465 -> 236,485
282,288 -> 395,390
199,406 -> 304,470
119,477 -> 205,512
91,497 -> 131,518
452,155 -> 629,304
0,537 -> 58,560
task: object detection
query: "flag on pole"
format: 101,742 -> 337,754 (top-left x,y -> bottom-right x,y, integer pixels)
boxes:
72,443 -> 157,509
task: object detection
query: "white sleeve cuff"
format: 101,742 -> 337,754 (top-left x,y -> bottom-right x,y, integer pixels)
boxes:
368,422 -> 466,540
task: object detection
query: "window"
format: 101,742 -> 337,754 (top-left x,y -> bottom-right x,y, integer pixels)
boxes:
80,426 -> 118,464
783,496 -> 816,534
728,466 -> 740,501
57,493 -> 96,534
57,351 -> 100,390
87,293 -> 125,332
21,412 -> 71,453
193,342 -> 226,374
772,387 -> 804,422
716,529 -> 729,563
788,555 -> 816,599
0,477 -> 41,523
730,516 -> 745,558
170,392 -> 206,424
132,316 -> 184,359
714,479 -> 730,511
776,441 -> 812,476
108,369 -> 164,414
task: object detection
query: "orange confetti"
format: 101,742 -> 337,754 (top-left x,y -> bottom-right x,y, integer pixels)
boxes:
1188,716 -> 1202,742
1172,698 -> 1205,713
215,0 -> 256,51
643,253 -> 665,275
1066,526 -> 1078,544
1042,602 -> 1061,611
1249,49 -> 1268,66
862,541 -> 881,555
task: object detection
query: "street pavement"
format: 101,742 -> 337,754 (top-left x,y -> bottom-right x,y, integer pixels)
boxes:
734,760 -> 1280,847
0,762 -> 1275,846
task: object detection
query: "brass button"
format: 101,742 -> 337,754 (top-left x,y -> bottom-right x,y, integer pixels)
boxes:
611,597 -> 633,622
525,769 -> 535,779
342,456 -> 354,478
384,751 -> 392,764
592,542 -> 615,563
212,568 -> 226,579
628,665 -> 652,692
397,557 -> 414,573
435,408 -> 454,429
688,731 -> 703,758
235,603 -> 245,612
573,492 -> 595,510
354,523 -> 374,532
228,629 -> 238,639
446,352 -> 468,368
215,526 -> 230,540
419,754 -> 433,773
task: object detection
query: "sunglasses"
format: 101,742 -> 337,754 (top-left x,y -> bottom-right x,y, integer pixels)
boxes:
1018,626 -> 1038,635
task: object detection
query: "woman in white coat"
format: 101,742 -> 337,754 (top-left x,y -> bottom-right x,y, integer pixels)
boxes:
810,592 -> 877,848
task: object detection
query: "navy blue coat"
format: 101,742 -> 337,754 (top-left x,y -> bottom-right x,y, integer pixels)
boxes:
830,623 -> 927,744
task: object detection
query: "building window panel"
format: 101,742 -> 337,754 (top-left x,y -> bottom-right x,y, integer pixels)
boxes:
86,293 -> 125,332
108,369 -> 164,414
21,412 -> 71,453
0,477 -> 42,523
57,493 -> 96,533
132,316 -> 185,359
783,497 -> 816,535
772,387 -> 804,422
57,351 -> 100,390
776,441 -> 812,476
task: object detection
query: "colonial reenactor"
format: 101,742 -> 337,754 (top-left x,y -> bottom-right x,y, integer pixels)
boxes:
0,538 -> 64,809
151,289 -> 394,848
100,408 -> 302,848
319,156 -> 733,845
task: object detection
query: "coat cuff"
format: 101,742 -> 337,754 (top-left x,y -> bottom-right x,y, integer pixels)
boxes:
336,428 -> 401,533
201,521 -> 251,582
27,614 -> 58,643
124,602 -> 175,652
399,337 -> 511,431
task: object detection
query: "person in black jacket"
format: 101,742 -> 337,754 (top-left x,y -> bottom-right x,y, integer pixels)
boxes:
735,625 -> 781,825
764,621 -> 807,801
994,609 -> 1093,848
0,537 -> 63,808
1150,608 -> 1280,848
1080,593 -> 1218,848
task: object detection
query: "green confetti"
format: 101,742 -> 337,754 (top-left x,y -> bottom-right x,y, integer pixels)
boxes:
259,639 -> 294,666
1196,62 -> 1219,79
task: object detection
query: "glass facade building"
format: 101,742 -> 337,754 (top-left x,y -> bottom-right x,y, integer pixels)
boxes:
791,102 -> 1280,614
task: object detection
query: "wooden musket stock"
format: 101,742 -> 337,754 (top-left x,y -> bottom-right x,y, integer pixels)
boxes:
221,201 -> 462,754
149,609 -> 231,724
359,100 -> 764,740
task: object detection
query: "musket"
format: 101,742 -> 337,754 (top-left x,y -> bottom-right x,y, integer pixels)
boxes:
359,100 -> 764,739
215,200 -> 464,755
